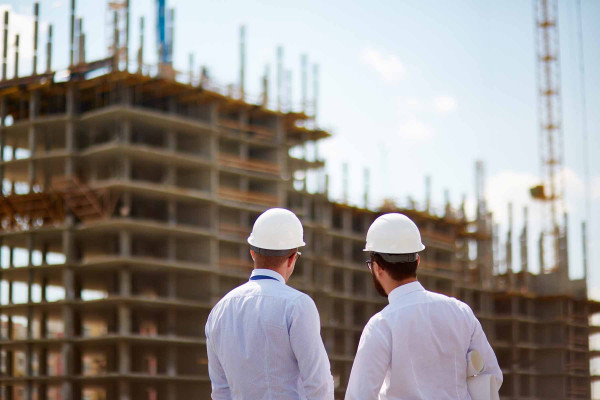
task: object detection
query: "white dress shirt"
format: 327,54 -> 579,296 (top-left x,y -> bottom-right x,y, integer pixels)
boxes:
205,268 -> 334,400
346,281 -> 502,400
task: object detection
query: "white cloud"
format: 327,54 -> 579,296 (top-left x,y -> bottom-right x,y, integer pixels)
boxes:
361,47 -> 405,83
399,97 -> 423,111
398,95 -> 457,115
398,119 -> 432,140
484,167 -> 597,231
433,95 -> 457,114
52,1 -> 63,8
485,170 -> 539,222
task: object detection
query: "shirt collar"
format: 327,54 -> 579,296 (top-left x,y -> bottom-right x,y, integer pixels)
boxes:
250,268 -> 285,284
388,281 -> 425,304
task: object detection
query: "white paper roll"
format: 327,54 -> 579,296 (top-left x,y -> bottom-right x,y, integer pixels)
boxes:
467,350 -> 485,377
467,374 -> 499,400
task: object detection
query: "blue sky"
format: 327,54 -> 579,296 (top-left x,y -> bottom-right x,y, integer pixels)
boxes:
2,0 -> 599,294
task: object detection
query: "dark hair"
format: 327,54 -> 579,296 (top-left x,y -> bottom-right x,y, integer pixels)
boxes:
253,249 -> 296,269
370,252 -> 418,281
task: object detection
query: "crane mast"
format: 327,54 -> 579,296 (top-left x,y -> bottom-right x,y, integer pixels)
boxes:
530,0 -> 564,273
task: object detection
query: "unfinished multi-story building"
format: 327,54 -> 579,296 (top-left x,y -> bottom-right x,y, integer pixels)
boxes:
0,3 -> 599,400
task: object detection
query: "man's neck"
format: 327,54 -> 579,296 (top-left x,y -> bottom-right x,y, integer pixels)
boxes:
253,266 -> 287,282
385,277 -> 417,295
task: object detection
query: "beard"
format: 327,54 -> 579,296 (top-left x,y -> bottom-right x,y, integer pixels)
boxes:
371,269 -> 388,298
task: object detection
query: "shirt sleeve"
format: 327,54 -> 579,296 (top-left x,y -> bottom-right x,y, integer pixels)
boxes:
467,308 -> 503,388
289,295 -> 335,400
345,316 -> 391,400
205,317 -> 232,400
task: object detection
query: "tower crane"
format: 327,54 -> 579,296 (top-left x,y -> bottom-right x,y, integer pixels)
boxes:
530,0 -> 565,274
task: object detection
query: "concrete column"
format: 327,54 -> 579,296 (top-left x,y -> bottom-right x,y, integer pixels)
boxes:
166,130 -> 176,151
121,118 -> 131,144
7,246 -> 13,304
166,166 -> 175,187
0,96 -> 5,156
276,115 -> 287,207
28,91 -> 39,193
61,225 -> 76,400
167,272 -> 176,299
119,230 -> 131,258
239,140 -> 248,161
511,298 -> 519,380
65,86 -> 75,177
167,236 -> 176,261
209,102 -> 219,195
166,291 -> 177,398
120,191 -> 131,218
207,101 -> 221,302
167,197 -> 176,224
118,304 -> 131,336
119,269 -> 131,298
323,235 -> 333,293
166,339 -> 176,371
118,364 -> 131,400
0,97 -> 5,196
240,176 -> 249,192
239,109 -> 248,129
25,234 -> 35,400
122,156 -> 131,181
118,302 -> 131,400
209,236 -> 221,303
122,86 -> 132,106
167,383 -> 176,400
118,234 -> 131,400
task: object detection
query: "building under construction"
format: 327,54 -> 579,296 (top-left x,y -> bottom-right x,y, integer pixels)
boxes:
0,1 -> 599,399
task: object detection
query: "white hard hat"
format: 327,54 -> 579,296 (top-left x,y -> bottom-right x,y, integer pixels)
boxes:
247,208 -> 306,251
364,213 -> 425,254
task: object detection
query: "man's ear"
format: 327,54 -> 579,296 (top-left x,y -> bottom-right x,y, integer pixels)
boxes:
250,250 -> 255,261
287,253 -> 296,268
373,261 -> 384,278
417,254 -> 420,266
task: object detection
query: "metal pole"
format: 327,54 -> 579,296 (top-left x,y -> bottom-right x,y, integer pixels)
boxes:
14,34 -> 19,78
240,25 -> 245,100
137,16 -> 144,73
80,33 -> 85,64
342,163 -> 348,203
125,0 -> 130,71
262,64 -> 269,107
77,18 -> 83,64
2,11 -> 9,80
33,2 -> 39,74
46,25 -> 52,73
286,69 -> 292,111
507,203 -> 513,287
113,10 -> 119,71
521,206 -> 529,291
189,53 -> 194,84
168,8 -> 174,65
313,64 -> 319,124
301,54 -> 307,113
69,0 -> 75,66
277,46 -> 283,111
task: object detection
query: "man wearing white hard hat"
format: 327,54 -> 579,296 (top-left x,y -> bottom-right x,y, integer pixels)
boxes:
345,213 -> 502,400
205,208 -> 334,400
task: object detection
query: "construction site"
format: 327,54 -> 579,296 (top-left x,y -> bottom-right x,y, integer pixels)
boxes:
0,0 -> 598,399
